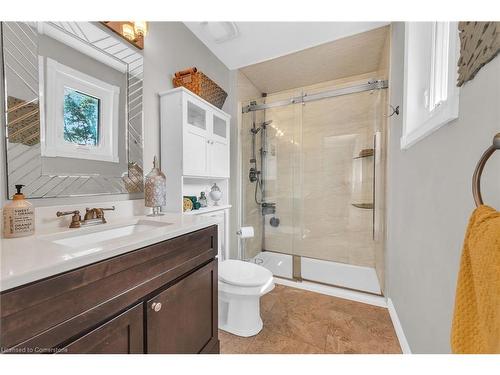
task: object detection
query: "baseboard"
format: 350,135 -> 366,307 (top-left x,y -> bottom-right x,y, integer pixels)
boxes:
387,298 -> 412,354
273,277 -> 387,308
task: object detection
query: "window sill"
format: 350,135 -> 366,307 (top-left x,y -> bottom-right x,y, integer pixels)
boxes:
401,99 -> 459,150
42,148 -> 120,163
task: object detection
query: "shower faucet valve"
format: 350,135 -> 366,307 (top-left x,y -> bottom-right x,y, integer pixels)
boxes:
249,167 -> 259,182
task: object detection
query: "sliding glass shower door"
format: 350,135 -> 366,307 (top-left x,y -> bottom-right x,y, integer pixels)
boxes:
292,89 -> 382,268
242,82 -> 386,289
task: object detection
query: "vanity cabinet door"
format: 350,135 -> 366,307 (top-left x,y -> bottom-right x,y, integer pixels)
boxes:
60,304 -> 144,354
146,260 -> 218,354
183,130 -> 209,176
209,138 -> 229,178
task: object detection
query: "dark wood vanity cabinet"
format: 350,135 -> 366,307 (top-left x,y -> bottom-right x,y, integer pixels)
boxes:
61,303 -> 144,354
146,261 -> 218,354
0,226 -> 219,354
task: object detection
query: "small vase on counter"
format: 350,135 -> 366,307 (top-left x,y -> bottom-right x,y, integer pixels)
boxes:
144,156 -> 166,216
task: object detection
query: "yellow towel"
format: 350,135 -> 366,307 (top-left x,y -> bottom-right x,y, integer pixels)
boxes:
451,205 -> 500,353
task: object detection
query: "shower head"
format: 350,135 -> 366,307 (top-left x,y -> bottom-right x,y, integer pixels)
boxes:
251,120 -> 273,134
262,120 -> 273,127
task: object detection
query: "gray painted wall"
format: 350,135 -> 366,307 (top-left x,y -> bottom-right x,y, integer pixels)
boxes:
141,21 -> 233,252
386,22 -> 500,353
142,22 -> 230,175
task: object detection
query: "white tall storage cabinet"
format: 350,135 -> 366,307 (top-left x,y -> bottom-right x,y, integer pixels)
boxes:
159,87 -> 231,260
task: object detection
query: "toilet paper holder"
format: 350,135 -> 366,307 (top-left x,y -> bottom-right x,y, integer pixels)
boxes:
236,226 -> 254,238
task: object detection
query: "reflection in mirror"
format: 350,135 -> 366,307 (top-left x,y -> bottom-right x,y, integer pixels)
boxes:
2,22 -> 144,199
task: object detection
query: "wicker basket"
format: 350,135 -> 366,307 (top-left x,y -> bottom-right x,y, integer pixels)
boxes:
172,67 -> 228,109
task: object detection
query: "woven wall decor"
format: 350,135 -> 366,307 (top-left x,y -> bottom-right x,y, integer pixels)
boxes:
7,96 -> 40,146
457,22 -> 500,86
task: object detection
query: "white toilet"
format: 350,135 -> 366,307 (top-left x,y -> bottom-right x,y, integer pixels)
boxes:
218,259 -> 274,337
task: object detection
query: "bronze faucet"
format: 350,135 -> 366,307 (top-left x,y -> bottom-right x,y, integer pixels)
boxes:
56,210 -> 82,228
56,206 -> 115,228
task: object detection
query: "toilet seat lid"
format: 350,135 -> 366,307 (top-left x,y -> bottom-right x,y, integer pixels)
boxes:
219,260 -> 273,287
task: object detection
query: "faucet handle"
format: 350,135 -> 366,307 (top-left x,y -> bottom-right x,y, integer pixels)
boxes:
96,206 -> 115,218
56,210 -> 81,228
56,210 -> 80,217
86,206 -> 115,213
84,206 -> 115,222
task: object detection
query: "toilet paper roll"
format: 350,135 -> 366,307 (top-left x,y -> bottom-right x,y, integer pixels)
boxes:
238,226 -> 254,239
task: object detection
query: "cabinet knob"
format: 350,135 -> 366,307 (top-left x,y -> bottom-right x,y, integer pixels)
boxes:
151,302 -> 162,312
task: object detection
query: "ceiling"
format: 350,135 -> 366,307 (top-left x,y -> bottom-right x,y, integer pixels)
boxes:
240,26 -> 390,94
184,22 -> 389,70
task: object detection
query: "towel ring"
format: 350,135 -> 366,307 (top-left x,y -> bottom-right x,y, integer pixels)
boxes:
472,133 -> 500,207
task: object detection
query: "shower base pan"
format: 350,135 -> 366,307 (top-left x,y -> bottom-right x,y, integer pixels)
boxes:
251,251 -> 381,295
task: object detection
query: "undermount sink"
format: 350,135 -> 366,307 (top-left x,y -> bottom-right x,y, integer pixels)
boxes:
48,220 -> 172,248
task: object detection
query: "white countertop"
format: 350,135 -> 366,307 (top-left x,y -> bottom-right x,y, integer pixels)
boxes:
0,213 -> 218,292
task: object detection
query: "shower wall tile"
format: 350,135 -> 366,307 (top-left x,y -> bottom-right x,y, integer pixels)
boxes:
241,105 -> 265,259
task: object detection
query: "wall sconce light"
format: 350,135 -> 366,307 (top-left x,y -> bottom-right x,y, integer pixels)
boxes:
121,23 -> 136,41
102,21 -> 147,50
134,21 -> 148,38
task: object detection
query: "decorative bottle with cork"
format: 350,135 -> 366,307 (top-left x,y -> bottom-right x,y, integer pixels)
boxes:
2,184 -> 35,238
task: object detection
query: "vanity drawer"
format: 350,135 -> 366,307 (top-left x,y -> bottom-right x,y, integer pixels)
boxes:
0,225 -> 217,351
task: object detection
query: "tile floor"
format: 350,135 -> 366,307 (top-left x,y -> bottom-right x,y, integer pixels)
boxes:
219,284 -> 401,354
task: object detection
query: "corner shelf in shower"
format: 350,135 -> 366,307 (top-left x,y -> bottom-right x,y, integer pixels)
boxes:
353,148 -> 374,159
351,203 -> 374,209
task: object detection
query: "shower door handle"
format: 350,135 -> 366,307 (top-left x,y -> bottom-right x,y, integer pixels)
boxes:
372,131 -> 381,241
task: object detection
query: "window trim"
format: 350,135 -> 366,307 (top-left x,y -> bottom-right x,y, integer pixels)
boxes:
400,22 -> 460,150
41,57 -> 120,163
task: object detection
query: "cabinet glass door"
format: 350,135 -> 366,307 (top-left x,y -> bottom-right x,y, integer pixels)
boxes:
208,113 -> 229,177
212,114 -> 228,141
186,100 -> 207,133
184,98 -> 209,176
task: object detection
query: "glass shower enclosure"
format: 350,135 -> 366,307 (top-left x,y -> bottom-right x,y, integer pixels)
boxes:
240,79 -> 388,295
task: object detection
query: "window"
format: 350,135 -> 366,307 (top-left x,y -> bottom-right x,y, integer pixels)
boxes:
401,22 -> 460,149
429,22 -> 450,111
63,88 -> 100,146
41,58 -> 120,162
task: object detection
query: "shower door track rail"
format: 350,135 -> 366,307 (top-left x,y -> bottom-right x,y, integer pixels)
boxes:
242,80 -> 388,113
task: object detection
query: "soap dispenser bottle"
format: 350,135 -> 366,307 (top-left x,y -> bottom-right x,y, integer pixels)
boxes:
2,184 -> 35,238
